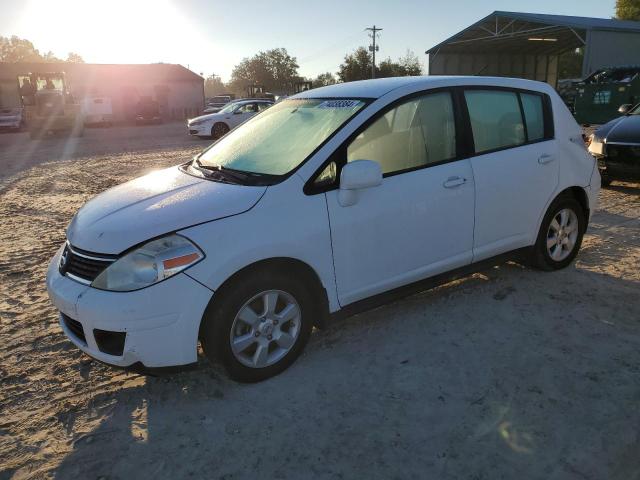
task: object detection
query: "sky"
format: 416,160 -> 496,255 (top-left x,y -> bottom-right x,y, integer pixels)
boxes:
0,0 -> 616,81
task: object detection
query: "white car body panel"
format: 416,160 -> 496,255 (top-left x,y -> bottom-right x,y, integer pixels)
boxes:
325,160 -> 475,305
46,75 -> 600,369
182,174 -> 340,312
46,246 -> 212,367
470,141 -> 560,261
66,166 -> 266,254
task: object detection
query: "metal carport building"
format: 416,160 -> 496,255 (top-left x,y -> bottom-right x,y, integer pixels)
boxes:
426,11 -> 640,87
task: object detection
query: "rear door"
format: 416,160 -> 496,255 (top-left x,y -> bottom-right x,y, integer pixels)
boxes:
463,88 -> 559,261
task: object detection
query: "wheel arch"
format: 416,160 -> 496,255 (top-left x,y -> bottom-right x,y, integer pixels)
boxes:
535,185 -> 590,243
198,257 -> 330,337
558,186 -> 590,223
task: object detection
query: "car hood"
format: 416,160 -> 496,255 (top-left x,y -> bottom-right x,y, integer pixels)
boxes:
597,115 -> 640,144
67,166 -> 266,254
191,112 -> 225,123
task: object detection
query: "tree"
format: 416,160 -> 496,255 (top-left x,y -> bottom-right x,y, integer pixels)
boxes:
337,47 -> 372,82
204,74 -> 227,97
378,51 -> 422,78
616,0 -> 640,20
313,72 -> 337,87
338,47 -> 422,82
0,36 -> 45,62
229,48 -> 299,95
66,52 -> 85,63
0,35 -> 84,63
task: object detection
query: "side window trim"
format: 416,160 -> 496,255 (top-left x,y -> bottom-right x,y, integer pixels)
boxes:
304,87 -> 464,195
461,86 -> 555,158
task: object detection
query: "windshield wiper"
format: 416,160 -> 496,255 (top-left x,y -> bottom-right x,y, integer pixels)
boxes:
192,158 -> 279,185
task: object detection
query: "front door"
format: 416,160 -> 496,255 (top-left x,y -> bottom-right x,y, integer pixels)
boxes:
325,90 -> 476,306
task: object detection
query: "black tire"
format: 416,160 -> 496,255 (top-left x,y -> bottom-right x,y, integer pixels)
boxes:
200,268 -> 316,382
211,122 -> 229,140
530,195 -> 586,271
600,171 -> 612,187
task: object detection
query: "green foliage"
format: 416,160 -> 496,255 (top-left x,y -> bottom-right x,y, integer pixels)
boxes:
378,50 -> 422,78
616,0 -> 640,20
313,72 -> 337,87
337,47 -> 372,82
338,48 -> 423,82
229,48 -> 300,95
0,35 -> 84,63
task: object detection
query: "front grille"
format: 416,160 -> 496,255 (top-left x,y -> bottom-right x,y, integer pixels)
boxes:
61,313 -> 86,344
60,243 -> 116,283
94,329 -> 126,356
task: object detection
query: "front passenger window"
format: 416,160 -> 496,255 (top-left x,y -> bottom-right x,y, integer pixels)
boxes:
347,92 -> 456,175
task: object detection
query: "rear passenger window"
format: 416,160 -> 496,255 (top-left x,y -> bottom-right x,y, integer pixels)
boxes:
347,91 -> 456,175
520,93 -> 545,141
465,90 -> 525,153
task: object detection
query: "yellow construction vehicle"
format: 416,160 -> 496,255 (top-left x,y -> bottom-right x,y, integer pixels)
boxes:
18,72 -> 83,139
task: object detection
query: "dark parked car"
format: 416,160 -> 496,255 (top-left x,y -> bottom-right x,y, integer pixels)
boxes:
588,103 -> 640,185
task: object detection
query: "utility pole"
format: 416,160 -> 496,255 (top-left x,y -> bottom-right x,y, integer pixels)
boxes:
366,25 -> 382,79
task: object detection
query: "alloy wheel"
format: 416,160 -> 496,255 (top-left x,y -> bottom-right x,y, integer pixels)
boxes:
546,208 -> 579,261
229,290 -> 301,368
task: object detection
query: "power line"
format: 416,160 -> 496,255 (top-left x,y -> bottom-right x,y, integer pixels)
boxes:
365,25 -> 382,79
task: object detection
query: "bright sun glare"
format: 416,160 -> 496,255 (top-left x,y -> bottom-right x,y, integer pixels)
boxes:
13,0 -> 214,67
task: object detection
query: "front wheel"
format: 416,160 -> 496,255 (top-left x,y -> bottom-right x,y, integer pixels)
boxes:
200,269 -> 315,382
530,196 -> 586,271
211,122 -> 229,140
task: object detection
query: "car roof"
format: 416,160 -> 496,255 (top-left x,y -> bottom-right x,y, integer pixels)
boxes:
292,76 -> 555,100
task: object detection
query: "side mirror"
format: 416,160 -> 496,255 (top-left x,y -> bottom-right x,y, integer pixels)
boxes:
618,104 -> 633,114
338,160 -> 382,207
233,109 -> 243,114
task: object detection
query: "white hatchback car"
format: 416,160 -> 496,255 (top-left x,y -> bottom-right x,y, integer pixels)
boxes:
187,99 -> 273,139
47,76 -> 599,382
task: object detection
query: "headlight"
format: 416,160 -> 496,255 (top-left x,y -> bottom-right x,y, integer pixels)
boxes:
91,234 -> 204,292
189,119 -> 207,126
588,135 -> 605,155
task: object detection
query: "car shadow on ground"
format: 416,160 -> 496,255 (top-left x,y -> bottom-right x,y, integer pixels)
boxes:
51,259 -> 640,479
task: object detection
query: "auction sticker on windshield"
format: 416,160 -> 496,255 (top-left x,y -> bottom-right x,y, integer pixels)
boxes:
318,100 -> 363,109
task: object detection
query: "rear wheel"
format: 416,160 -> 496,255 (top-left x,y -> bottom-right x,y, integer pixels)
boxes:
530,196 -> 586,271
200,269 -> 316,382
211,122 -> 229,140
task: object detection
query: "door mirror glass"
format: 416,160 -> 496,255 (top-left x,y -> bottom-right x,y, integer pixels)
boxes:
618,103 -> 633,114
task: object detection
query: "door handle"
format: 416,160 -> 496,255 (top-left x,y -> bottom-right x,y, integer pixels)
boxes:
443,176 -> 466,188
538,154 -> 555,164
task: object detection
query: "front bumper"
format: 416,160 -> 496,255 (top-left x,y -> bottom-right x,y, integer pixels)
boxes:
187,123 -> 210,136
46,246 -> 213,368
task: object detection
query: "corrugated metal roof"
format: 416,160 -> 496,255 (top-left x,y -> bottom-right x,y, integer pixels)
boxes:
493,11 -> 640,32
426,11 -> 640,54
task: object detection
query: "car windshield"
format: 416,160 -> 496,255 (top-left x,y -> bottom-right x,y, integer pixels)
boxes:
218,103 -> 240,114
197,98 -> 366,176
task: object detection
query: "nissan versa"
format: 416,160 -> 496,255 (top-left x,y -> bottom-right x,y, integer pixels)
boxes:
47,76 -> 600,382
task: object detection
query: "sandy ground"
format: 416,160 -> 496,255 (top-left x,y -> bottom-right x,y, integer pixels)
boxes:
0,124 -> 639,480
